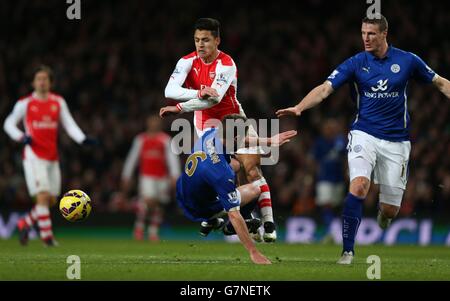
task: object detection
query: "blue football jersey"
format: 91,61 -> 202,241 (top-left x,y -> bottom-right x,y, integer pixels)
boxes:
176,128 -> 240,222
327,46 -> 437,141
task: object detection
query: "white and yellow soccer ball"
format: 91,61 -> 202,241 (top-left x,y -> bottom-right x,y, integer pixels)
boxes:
59,190 -> 92,222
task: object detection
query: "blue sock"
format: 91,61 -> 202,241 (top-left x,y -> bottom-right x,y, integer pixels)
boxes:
342,193 -> 364,254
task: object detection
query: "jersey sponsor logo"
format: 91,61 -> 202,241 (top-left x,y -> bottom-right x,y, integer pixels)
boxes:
328,70 -> 339,79
209,71 -> 216,79
364,78 -> 399,99
391,64 -> 401,73
364,91 -> 399,98
32,120 -> 57,129
371,79 -> 389,92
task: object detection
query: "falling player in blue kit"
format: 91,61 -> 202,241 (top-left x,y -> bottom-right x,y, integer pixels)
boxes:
175,114 -> 296,265
277,14 -> 450,264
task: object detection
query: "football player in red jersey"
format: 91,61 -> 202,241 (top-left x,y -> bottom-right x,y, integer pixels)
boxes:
3,65 -> 96,246
121,115 -> 181,241
161,18 -> 277,242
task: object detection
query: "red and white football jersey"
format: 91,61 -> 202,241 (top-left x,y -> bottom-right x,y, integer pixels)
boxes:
3,92 -> 86,161
122,132 -> 180,179
165,50 -> 244,131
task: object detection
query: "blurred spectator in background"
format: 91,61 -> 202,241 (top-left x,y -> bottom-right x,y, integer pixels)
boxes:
311,118 -> 346,243
121,115 -> 181,240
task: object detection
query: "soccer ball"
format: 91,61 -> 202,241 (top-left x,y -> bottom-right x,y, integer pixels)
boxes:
59,190 -> 92,222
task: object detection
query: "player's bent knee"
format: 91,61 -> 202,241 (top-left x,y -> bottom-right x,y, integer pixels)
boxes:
229,158 -> 241,173
238,184 -> 260,204
36,191 -> 52,205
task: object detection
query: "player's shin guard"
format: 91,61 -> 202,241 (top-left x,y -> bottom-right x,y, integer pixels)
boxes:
252,178 -> 273,223
35,204 -> 54,242
341,193 -> 364,254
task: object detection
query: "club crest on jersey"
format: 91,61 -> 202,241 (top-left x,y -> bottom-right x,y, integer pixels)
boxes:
209,71 -> 216,79
51,104 -> 58,112
391,64 -> 400,73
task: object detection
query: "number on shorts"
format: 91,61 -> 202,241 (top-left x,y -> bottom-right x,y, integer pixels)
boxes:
185,151 -> 207,177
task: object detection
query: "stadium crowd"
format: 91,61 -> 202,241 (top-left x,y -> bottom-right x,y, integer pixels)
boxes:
0,0 -> 449,220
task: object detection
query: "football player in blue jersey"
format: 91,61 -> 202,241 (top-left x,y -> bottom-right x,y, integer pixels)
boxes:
174,114 -> 296,264
277,14 -> 450,264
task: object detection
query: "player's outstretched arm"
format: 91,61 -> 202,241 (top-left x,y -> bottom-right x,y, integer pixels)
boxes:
246,130 -> 298,147
227,210 -> 271,265
276,82 -> 334,117
433,75 -> 450,99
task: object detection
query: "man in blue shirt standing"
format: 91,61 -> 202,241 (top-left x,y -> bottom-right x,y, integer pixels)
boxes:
277,14 -> 450,264
312,118 -> 346,243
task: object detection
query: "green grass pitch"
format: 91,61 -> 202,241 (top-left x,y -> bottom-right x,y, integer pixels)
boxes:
0,238 -> 449,280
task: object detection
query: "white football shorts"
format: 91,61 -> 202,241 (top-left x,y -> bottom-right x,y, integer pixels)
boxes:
347,130 -> 411,190
139,175 -> 170,204
22,146 -> 61,197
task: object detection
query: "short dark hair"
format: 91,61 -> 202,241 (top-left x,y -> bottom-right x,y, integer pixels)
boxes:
33,65 -> 54,82
362,14 -> 388,32
194,18 -> 220,38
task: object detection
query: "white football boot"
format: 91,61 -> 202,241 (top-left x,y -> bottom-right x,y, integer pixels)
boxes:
337,251 -> 354,265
